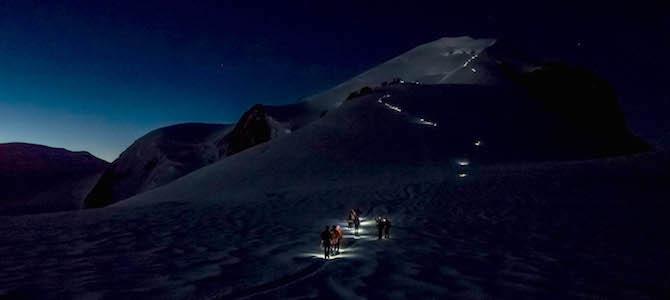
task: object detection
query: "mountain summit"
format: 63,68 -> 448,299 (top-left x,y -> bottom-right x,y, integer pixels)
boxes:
83,36 -> 649,208
115,36 -> 648,208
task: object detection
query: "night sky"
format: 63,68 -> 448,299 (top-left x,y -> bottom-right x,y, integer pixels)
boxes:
1,1 -> 668,161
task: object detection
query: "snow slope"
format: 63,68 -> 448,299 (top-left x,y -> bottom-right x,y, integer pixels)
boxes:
303,36 -> 497,110
0,143 -> 107,215
114,81 -> 649,209
257,36 -> 498,131
83,104 -> 300,208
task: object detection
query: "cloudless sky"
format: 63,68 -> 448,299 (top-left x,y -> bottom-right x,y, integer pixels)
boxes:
1,1 -> 668,161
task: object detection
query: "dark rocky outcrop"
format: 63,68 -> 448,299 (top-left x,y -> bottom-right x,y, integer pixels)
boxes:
345,86 -> 373,101
516,63 -> 650,157
221,104 -> 273,156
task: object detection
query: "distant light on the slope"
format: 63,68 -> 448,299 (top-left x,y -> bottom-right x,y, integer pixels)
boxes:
457,160 -> 470,166
384,103 -> 402,112
458,173 -> 468,178
414,81 -> 420,85
417,118 -> 437,127
400,80 -> 405,84
474,139 -> 482,147
378,95 -> 402,112
378,94 -> 391,104
471,68 -> 477,73
462,53 -> 480,67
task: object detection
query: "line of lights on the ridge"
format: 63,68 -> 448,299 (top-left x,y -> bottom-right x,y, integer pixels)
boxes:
376,93 -> 436,127
375,90 -> 483,179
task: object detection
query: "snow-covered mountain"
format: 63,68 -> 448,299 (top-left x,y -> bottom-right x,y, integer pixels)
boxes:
86,35 -> 650,209
115,76 -> 648,209
0,37 -> 665,299
84,123 -> 232,208
82,35 -> 651,209
83,111 -> 296,208
304,37 -> 498,109
0,143 -> 107,215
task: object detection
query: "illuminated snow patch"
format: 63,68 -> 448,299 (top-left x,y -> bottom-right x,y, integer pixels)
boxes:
474,140 -> 482,147
351,235 -> 377,241
471,68 -> 477,73
299,251 -> 360,260
458,173 -> 468,178
355,227 -> 367,235
360,220 -> 375,226
457,160 -> 470,166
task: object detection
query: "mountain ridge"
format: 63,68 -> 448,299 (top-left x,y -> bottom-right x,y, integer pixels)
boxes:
0,142 -> 108,215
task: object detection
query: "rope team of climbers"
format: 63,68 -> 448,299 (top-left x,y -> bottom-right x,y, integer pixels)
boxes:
319,208 -> 392,260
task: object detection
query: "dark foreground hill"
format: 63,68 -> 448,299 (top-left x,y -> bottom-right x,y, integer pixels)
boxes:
0,143 -> 107,215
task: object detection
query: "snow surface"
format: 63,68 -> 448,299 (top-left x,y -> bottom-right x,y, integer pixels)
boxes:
1,152 -> 668,299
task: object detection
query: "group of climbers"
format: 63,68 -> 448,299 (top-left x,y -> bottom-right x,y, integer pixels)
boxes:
376,216 -> 392,240
347,208 -> 361,236
320,225 -> 343,259
319,209 -> 393,259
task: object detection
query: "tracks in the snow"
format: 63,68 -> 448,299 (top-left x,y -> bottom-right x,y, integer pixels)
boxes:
217,259 -> 326,300
208,219 -> 374,300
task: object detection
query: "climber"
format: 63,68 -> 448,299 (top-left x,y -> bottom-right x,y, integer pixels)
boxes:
321,226 -> 332,259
